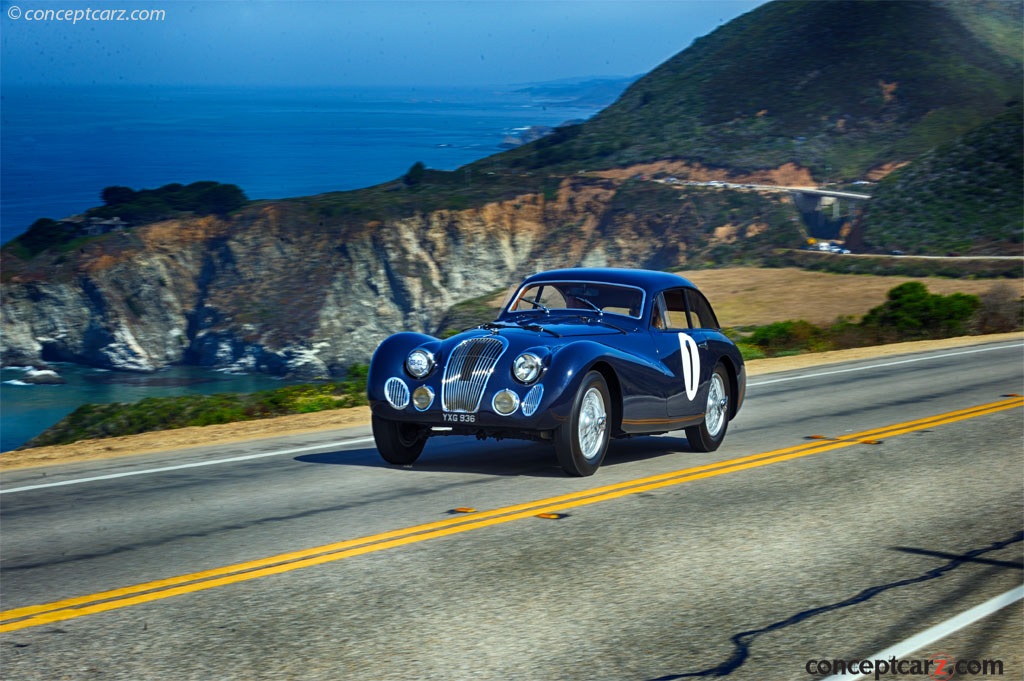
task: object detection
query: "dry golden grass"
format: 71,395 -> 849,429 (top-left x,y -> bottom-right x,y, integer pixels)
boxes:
682,267 -> 1022,328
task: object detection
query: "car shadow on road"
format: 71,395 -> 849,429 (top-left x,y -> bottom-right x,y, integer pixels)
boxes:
294,435 -> 701,477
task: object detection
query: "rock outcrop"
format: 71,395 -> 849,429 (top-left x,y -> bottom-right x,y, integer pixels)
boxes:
1,173 -> 795,377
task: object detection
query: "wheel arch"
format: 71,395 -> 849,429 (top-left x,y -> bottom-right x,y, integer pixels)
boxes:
588,360 -> 623,436
715,353 -> 741,420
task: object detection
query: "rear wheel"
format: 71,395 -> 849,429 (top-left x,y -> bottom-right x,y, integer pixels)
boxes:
685,362 -> 731,453
372,415 -> 428,465
554,371 -> 610,476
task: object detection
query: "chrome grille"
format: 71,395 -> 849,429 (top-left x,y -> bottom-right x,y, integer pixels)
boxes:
442,337 -> 507,413
521,384 -> 544,417
384,377 -> 410,410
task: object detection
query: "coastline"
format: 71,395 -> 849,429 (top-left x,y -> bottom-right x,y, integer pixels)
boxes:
2,332 -> 1019,472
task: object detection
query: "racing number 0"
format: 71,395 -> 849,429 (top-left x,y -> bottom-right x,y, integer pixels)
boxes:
678,332 -> 700,401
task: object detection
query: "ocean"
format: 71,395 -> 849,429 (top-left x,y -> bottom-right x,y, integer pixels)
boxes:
0,83 -> 605,451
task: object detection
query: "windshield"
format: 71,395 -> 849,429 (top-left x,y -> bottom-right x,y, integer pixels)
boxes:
506,281 -> 645,319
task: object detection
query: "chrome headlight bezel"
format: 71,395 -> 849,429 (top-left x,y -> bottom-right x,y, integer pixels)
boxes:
405,349 -> 435,379
512,352 -> 543,384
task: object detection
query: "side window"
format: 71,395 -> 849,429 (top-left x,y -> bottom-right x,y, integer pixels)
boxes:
657,289 -> 689,330
685,289 -> 720,329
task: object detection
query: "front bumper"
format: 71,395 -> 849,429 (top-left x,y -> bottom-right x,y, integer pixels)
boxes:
370,374 -> 562,434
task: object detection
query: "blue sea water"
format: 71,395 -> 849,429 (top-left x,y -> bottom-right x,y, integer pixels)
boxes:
1,365 -> 307,453
0,83 -> 604,451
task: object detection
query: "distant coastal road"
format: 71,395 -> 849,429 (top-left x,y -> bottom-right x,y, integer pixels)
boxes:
2,339 -> 1022,680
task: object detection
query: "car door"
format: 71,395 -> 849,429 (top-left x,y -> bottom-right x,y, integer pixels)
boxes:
650,287 -> 719,420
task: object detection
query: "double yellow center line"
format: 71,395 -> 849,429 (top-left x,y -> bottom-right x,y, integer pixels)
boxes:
2,396 -> 1020,633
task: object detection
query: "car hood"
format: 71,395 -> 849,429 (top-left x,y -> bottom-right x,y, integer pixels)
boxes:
450,318 -> 638,346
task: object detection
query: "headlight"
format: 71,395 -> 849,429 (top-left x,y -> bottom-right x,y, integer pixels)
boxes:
405,349 -> 434,379
512,352 -> 542,384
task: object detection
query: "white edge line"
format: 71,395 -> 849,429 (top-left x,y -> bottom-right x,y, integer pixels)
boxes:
749,343 -> 1023,387
821,584 -> 1024,680
0,437 -> 377,494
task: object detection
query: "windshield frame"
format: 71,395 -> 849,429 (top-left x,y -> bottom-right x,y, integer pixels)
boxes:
502,279 -> 647,321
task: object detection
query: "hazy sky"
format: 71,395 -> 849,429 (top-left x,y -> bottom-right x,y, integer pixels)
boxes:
2,0 -> 766,88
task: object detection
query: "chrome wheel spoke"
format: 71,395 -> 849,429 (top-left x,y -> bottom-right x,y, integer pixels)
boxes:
578,387 -> 607,460
705,374 -> 727,438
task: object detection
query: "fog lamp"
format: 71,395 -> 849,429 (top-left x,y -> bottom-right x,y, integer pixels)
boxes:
492,389 -> 520,416
412,386 -> 435,411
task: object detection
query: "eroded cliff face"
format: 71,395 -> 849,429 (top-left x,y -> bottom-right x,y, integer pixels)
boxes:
1,174 -> 794,377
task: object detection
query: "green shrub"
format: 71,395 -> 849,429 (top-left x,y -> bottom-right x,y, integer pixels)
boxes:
860,282 -> 980,341
748,319 -> 827,356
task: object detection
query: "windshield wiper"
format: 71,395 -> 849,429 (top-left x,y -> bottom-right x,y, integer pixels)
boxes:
574,315 -> 627,334
518,299 -> 550,314
519,321 -> 561,337
481,319 -> 560,337
575,296 -> 602,315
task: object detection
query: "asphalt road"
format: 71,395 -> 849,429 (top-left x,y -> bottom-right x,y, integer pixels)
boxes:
2,340 -> 1022,681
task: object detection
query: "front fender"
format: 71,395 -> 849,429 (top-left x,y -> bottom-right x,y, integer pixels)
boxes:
368,332 -> 439,403
541,340 -> 665,430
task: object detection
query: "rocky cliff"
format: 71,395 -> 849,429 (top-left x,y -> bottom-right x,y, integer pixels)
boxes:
1,174 -> 797,377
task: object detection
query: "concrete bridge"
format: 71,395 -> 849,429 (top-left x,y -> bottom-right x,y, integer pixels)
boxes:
654,178 -> 872,240
784,187 -> 871,240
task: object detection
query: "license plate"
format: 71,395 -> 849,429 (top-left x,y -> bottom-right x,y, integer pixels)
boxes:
443,412 -> 476,424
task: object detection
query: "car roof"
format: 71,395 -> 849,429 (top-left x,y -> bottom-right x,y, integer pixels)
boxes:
519,267 -> 697,294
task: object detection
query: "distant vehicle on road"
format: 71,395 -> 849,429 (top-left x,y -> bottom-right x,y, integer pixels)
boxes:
368,268 -> 746,476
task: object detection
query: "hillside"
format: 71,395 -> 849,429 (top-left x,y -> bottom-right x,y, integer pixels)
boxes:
856,105 -> 1024,255
481,0 -> 1022,180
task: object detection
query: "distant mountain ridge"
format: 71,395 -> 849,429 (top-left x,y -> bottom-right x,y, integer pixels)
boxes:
512,76 -> 641,107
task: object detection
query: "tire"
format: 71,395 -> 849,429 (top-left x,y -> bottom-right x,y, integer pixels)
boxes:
685,362 -> 731,453
372,415 -> 428,466
554,371 -> 611,476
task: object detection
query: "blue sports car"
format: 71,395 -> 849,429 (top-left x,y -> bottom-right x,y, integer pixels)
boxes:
367,267 -> 746,476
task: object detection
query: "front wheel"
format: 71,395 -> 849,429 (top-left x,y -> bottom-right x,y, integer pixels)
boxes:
554,371 -> 611,476
372,415 -> 428,466
685,362 -> 731,453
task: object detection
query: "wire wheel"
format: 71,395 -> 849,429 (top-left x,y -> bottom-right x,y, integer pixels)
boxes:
577,387 -> 608,461
685,362 -> 731,453
704,371 -> 728,439
555,371 -> 611,476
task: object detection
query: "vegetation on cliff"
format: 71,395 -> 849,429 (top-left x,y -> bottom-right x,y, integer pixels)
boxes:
23,365 -> 369,449
92,181 -> 248,222
858,105 -> 1024,255
5,181 -> 246,258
